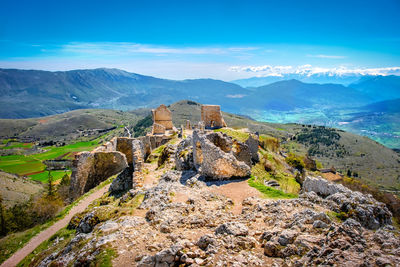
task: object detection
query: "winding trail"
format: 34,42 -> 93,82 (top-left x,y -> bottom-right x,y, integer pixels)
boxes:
1,185 -> 110,267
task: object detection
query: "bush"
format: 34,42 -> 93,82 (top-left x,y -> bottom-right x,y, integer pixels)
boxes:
0,194 -> 63,237
259,135 -> 280,152
285,153 -> 305,172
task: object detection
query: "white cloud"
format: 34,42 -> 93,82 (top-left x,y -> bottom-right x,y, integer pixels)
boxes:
307,54 -> 346,59
229,64 -> 400,77
226,94 -> 247,98
61,42 -> 259,56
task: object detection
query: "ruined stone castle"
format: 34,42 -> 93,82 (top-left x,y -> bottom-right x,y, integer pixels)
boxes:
69,104 -> 232,199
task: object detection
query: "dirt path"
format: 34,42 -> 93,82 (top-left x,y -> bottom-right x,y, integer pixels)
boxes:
1,185 -> 110,267
210,179 -> 262,214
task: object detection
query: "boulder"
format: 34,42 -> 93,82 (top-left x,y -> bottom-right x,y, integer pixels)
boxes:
69,151 -> 128,200
197,234 -> 216,250
108,167 -> 132,196
302,176 -> 347,197
245,134 -> 260,163
215,222 -> 249,236
193,131 -> 251,179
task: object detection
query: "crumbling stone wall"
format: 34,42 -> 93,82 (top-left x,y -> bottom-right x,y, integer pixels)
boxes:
69,151 -> 128,200
152,104 -> 174,131
201,105 -> 227,129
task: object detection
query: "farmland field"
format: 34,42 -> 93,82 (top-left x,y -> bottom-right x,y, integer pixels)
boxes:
29,170 -> 72,183
0,138 -> 102,182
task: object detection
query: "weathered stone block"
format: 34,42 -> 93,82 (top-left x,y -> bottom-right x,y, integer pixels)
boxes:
152,104 -> 174,130
201,105 -> 227,129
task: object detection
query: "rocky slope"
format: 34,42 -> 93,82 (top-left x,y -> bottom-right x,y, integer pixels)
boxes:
20,128 -> 399,266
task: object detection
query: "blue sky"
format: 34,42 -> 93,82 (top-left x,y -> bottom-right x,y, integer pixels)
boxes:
1,0 -> 399,80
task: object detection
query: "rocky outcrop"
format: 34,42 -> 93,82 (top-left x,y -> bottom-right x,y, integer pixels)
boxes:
302,176 -> 392,229
245,133 -> 260,163
175,137 -> 194,171
69,151 -> 128,200
157,144 -> 177,168
192,130 -> 251,179
302,175 -> 348,197
39,161 -> 398,267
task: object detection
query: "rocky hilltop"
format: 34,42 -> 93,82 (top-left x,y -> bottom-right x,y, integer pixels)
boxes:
24,106 -> 399,266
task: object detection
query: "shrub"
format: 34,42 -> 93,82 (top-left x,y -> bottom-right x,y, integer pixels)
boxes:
259,135 -> 280,152
285,153 -> 305,172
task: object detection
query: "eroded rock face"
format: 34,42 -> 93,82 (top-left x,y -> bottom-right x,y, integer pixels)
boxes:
192,130 -> 251,179
302,176 -> 392,229
69,151 -> 128,200
245,134 -> 260,163
175,137 -> 194,171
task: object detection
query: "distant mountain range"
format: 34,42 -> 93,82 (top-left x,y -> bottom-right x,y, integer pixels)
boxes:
2,68 -> 400,118
0,68 -> 246,118
1,68 -> 400,148
232,73 -> 399,88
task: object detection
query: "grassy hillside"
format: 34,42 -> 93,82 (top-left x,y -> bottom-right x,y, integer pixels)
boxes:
0,108 -> 149,143
0,171 -> 44,208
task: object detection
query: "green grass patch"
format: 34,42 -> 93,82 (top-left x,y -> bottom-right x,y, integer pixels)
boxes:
29,170 -> 71,183
152,144 -> 166,156
93,247 -> 117,267
251,159 -> 300,195
0,137 -> 102,177
248,176 -> 297,199
326,211 -> 348,222
1,139 -> 17,145
214,128 -> 250,142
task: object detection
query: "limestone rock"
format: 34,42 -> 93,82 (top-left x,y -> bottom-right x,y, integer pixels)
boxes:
302,176 -> 392,229
245,134 -> 260,163
215,222 -> 249,236
108,167 -> 132,196
192,131 -> 251,179
197,234 -> 217,250
302,176 -> 348,197
158,144 -> 177,167
175,137 -> 194,171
